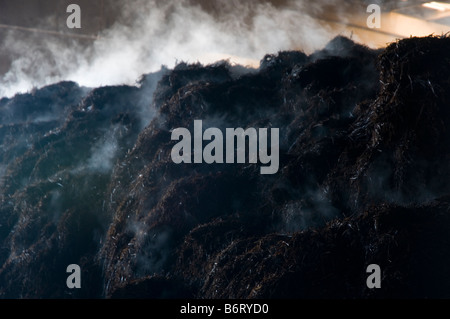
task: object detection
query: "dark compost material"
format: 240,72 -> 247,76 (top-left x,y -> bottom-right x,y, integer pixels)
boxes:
0,35 -> 449,298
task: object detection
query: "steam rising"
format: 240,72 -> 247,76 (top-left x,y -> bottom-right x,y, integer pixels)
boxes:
87,132 -> 119,173
0,0 -> 339,98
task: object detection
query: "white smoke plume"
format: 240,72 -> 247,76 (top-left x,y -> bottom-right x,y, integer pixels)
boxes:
0,0 -> 342,98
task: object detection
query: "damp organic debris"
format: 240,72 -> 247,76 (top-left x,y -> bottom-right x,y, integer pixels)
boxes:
1,35 -> 450,298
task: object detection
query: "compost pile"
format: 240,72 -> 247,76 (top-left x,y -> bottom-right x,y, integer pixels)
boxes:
0,35 -> 450,299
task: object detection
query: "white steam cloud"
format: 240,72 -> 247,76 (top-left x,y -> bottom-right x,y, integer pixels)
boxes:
0,0 -> 341,98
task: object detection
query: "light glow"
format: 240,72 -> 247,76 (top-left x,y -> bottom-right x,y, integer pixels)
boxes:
422,2 -> 450,12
